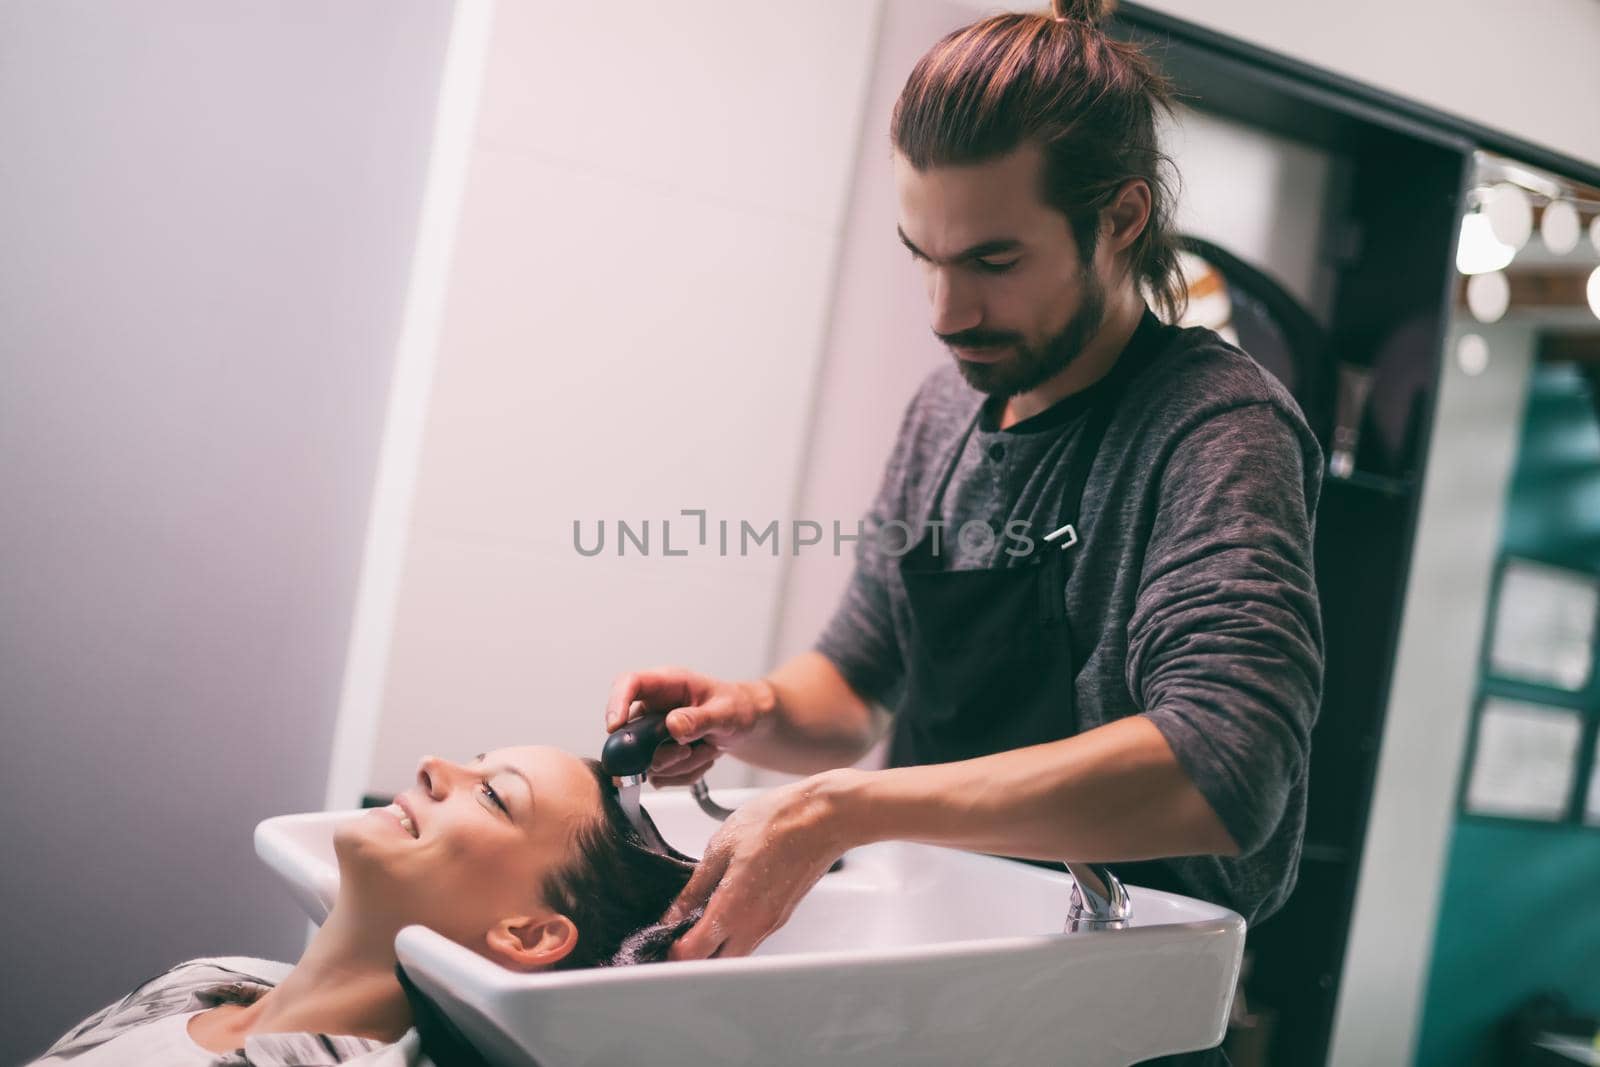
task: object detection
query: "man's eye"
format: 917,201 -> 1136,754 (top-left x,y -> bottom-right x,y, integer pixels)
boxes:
975,259 -> 1017,274
479,781 -> 509,815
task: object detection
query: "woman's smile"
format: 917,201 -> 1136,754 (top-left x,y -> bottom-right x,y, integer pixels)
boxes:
378,798 -> 419,838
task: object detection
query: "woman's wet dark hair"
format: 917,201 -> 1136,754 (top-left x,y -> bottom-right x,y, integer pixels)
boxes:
398,761 -> 699,1065
537,759 -> 699,970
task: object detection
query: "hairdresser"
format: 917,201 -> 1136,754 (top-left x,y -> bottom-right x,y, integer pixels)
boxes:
603,3 -> 1322,1059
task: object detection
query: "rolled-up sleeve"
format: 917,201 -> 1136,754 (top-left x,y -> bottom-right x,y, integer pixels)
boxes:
1127,401 -> 1324,857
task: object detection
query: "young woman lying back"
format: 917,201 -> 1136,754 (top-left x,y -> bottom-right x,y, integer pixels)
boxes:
29,747 -> 696,1066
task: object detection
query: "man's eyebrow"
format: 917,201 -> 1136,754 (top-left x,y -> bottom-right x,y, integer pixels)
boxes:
896,225 -> 1024,263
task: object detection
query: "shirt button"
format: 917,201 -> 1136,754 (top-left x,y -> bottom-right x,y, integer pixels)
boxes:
987,443 -> 1005,461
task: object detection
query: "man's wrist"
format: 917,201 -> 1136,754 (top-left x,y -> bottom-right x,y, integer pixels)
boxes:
718,677 -> 778,761
747,675 -> 779,718
807,766 -> 883,851
736,676 -> 780,737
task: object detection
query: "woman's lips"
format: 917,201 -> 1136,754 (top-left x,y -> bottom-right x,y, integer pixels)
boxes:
383,799 -> 419,838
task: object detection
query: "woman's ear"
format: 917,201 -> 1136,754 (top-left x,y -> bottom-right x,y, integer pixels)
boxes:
485,913 -> 579,972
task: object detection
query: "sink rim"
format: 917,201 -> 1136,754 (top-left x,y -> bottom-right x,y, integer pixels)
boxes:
395,896 -> 1243,991
255,790 -> 1247,951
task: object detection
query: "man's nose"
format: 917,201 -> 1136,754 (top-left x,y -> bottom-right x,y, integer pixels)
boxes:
928,268 -> 980,337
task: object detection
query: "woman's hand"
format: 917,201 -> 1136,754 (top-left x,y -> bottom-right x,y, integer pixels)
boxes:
661,771 -> 861,960
603,666 -> 776,788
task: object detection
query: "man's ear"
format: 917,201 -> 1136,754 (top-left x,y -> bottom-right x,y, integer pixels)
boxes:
1099,177 -> 1151,259
484,913 -> 580,972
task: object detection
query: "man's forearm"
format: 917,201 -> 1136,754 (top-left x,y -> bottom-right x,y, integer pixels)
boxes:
815,714 -> 1241,862
725,652 -> 886,775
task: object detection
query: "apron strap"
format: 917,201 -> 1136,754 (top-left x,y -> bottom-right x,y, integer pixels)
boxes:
1045,315 -> 1161,558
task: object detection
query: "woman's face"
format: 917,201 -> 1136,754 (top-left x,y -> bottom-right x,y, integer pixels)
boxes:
333,745 -> 603,968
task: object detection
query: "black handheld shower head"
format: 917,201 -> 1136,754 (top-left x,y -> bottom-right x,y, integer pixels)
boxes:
601,709 -> 675,779
600,710 -> 682,856
599,708 -> 846,876
601,708 -> 740,832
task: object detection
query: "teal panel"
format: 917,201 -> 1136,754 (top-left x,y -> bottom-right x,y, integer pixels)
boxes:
1416,362 -> 1600,1067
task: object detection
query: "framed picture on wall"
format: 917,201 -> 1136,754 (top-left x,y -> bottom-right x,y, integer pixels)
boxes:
1486,558 -> 1599,692
1587,740 -> 1600,826
1463,697 -> 1584,821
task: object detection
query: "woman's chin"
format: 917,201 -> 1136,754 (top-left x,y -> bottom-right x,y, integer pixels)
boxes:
331,816 -> 377,865
332,820 -> 407,889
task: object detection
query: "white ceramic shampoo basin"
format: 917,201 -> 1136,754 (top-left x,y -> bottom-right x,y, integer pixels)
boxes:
257,787 -> 1244,1066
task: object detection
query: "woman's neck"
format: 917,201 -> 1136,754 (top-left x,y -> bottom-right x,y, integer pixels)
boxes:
189,905 -> 413,1053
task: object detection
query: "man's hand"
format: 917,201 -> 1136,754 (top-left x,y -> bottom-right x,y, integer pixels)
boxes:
603,666 -> 775,788
662,772 -> 858,960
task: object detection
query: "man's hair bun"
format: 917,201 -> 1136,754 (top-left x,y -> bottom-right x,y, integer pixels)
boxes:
1050,0 -> 1116,26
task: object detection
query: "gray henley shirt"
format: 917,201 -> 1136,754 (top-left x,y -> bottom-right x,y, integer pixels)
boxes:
814,313 -> 1325,926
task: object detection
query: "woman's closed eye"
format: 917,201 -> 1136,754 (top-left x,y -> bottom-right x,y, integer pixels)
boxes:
479,780 -> 510,817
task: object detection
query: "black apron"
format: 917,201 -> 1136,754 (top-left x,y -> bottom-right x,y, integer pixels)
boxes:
885,319 -> 1230,1066
887,313 -> 1158,775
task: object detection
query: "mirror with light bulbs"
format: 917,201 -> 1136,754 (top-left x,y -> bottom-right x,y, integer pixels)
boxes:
1103,10 -> 1600,1064
1452,152 -> 1600,417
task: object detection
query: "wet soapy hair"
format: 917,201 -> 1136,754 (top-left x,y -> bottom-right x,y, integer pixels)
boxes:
890,0 -> 1188,322
537,759 -> 700,970
397,762 -> 700,1065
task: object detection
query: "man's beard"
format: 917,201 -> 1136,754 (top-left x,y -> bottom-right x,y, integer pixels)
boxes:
951,271 -> 1107,399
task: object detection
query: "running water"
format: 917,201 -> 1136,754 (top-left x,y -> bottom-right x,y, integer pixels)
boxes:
618,779 -> 644,832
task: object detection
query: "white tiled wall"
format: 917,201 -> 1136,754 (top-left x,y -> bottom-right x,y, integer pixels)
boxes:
352,0 -> 882,795
348,0 -> 1343,796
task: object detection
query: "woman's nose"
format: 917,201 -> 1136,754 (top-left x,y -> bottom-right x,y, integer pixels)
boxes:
415,755 -> 457,799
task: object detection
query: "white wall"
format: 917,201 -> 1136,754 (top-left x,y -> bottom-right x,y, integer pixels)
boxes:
766,0 -> 972,700
338,1 -> 883,798
1135,0 -> 1600,169
0,2 -> 455,1062
350,0 -> 1341,802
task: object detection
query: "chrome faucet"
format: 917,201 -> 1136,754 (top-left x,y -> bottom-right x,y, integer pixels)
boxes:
1064,862 -> 1132,931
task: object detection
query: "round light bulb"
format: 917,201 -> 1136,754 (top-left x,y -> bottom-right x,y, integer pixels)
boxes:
1456,212 -> 1516,274
1483,183 -> 1533,249
1467,270 -> 1510,323
1456,333 -> 1489,376
1540,200 -> 1581,255
1587,266 -> 1600,321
